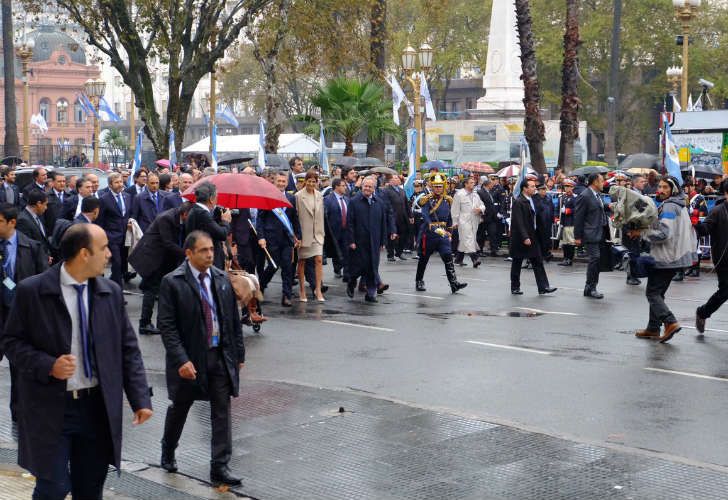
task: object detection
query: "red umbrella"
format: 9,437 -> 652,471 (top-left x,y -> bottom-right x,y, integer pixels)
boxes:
182,173 -> 292,210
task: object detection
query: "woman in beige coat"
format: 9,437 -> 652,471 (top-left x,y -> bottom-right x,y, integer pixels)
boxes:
295,170 -> 326,301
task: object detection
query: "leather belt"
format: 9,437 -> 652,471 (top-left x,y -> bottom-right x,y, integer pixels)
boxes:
67,386 -> 99,400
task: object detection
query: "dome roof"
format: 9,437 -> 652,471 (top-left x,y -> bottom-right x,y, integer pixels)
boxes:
28,25 -> 86,64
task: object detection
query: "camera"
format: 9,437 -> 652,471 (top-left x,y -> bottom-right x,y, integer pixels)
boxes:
699,78 -> 715,89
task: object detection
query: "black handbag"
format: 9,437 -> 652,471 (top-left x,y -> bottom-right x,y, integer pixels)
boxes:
598,241 -> 616,272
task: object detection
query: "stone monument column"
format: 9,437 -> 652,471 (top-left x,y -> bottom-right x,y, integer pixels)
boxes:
476,0 -> 524,114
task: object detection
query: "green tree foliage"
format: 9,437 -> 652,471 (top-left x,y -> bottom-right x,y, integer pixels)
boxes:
307,77 -> 398,156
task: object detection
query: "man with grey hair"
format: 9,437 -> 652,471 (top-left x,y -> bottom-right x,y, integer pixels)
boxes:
98,171 -> 133,286
162,172 -> 194,210
185,182 -> 231,269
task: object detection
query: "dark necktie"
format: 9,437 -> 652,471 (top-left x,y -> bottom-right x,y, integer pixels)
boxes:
34,214 -> 46,237
116,193 -> 124,215
153,193 -> 159,212
58,191 -> 63,204
198,272 -> 214,346
339,197 -> 347,228
0,240 -> 10,306
71,284 -> 93,379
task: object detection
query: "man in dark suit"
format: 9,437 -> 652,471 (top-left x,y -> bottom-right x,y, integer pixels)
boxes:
509,178 -> 556,295
324,179 -> 350,280
477,177 -> 502,257
16,189 -> 51,259
125,169 -> 148,200
75,196 -> 101,224
230,208 -> 256,273
98,172 -> 132,287
20,166 -> 47,207
186,181 -> 232,269
574,172 -> 610,299
286,156 -> 305,192
0,203 -> 49,422
45,171 -> 68,233
383,175 -> 412,262
131,171 -> 165,232
257,172 -> 301,306
0,166 -> 20,206
0,223 -> 152,499
61,177 -> 93,220
129,203 -> 192,335
535,183 -> 555,261
345,176 -> 391,303
162,172 -> 193,211
158,230 -> 244,486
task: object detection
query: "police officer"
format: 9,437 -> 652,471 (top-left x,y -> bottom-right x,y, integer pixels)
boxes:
558,179 -> 577,266
414,173 -> 467,293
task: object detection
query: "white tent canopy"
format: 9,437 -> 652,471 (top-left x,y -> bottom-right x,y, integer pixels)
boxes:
182,133 -> 321,155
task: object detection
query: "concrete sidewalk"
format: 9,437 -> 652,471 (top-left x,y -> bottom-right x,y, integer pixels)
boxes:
2,369 -> 728,499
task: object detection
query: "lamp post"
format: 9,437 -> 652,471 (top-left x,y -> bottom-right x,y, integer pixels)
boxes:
666,66 -> 683,96
16,38 -> 35,163
84,77 -> 106,167
673,0 -> 700,110
401,42 -> 433,172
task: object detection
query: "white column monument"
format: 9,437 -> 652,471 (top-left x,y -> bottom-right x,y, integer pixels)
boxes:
475,0 -> 524,114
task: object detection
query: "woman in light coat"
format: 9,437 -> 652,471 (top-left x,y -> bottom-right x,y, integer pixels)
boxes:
451,176 -> 485,267
295,170 -> 326,301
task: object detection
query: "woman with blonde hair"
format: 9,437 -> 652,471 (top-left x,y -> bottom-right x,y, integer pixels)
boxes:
295,170 -> 326,301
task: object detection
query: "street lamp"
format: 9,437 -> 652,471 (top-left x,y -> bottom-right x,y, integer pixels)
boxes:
401,42 -> 434,171
84,77 -> 106,167
666,66 -> 683,96
673,0 -> 701,110
16,38 -> 35,163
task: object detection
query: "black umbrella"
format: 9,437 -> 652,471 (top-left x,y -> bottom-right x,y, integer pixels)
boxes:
358,157 -> 384,168
251,154 -> 288,169
571,165 -> 610,177
333,156 -> 359,168
1,156 -> 23,166
619,153 -> 658,170
217,153 -> 254,166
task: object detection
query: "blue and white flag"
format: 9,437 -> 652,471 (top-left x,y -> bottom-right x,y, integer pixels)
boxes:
211,123 -> 219,172
419,75 -> 437,121
217,104 -> 239,128
169,127 -> 177,168
258,117 -> 266,170
388,75 -> 410,126
404,128 -> 418,199
514,136 -> 530,197
272,208 -> 295,238
201,103 -> 209,127
319,121 -> 330,175
98,97 -> 121,122
663,117 -> 683,185
132,128 -> 144,176
77,93 -> 100,120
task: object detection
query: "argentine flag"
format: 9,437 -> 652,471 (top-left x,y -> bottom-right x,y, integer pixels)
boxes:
514,136 -> 530,197
663,118 -> 683,185
404,128 -> 418,199
319,121 -> 330,175
98,97 -> 121,122
169,128 -> 177,168
132,129 -> 144,176
211,123 -> 219,172
258,118 -> 266,171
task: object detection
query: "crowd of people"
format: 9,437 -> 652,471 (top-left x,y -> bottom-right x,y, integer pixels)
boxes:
0,155 -> 727,498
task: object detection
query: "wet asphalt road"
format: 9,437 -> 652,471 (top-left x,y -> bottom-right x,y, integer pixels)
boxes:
125,254 -> 728,470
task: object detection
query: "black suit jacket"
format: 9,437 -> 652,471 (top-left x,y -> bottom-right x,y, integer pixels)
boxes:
0,183 -> 20,206
60,195 -> 84,221
383,186 -> 411,227
185,204 -> 230,269
128,207 -> 186,279
98,191 -> 132,245
477,186 -> 498,223
158,263 -> 244,401
131,190 -> 165,233
230,209 -> 253,248
0,265 -> 151,480
0,231 -> 49,326
16,209 -> 51,257
20,182 -> 45,208
255,193 -> 301,247
509,196 -> 540,259
161,192 -> 184,211
574,188 -> 609,243
44,190 -> 67,234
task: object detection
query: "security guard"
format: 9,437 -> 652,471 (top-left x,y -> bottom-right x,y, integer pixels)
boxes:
414,173 -> 467,293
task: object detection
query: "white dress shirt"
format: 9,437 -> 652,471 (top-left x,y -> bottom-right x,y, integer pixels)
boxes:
59,264 -> 98,391
187,260 -> 220,338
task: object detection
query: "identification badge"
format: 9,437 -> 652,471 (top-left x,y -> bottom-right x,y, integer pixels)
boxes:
211,330 -> 220,347
3,277 -> 15,290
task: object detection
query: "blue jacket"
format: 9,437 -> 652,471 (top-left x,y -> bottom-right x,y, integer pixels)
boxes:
98,191 -> 132,245
256,193 -> 301,247
131,189 -> 166,232
324,193 -> 349,241
346,193 -> 389,275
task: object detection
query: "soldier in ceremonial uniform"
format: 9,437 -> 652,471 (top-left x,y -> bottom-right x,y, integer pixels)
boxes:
558,179 -> 577,266
414,173 -> 467,293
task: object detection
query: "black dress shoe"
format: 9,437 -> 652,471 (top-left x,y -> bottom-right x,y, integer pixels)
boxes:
626,277 -> 641,285
210,467 -> 242,486
539,287 -> 558,295
346,282 -> 355,298
398,255 -> 408,261
558,259 -> 572,266
416,280 -> 426,291
473,260 -> 481,268
450,282 -> 467,293
281,297 -> 292,307
511,289 -> 523,295
139,324 -> 160,335
584,288 -> 604,299
364,295 -> 378,303
123,272 -> 137,283
388,257 -> 396,262
161,451 -> 178,473
377,284 -> 389,294
320,285 -> 329,293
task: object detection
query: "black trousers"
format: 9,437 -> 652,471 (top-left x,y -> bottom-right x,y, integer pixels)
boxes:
698,268 -> 728,319
562,244 -> 575,260
108,243 -> 126,287
646,268 -> 678,330
510,256 -> 550,291
260,244 -> 293,299
33,390 -> 113,500
585,242 -> 601,288
140,272 -> 162,327
236,243 -> 256,274
162,350 -> 233,468
9,362 -> 18,421
331,235 -> 349,279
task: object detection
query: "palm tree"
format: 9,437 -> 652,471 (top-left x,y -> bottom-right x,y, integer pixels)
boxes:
309,77 -> 398,157
102,128 -> 128,169
557,0 -> 581,173
514,0 -> 546,174
2,0 -> 19,157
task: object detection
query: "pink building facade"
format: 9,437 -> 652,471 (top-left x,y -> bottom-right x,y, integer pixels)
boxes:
0,26 -> 100,163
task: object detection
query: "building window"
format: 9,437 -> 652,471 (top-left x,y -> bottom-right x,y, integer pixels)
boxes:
56,99 -> 69,123
114,102 -> 121,116
439,135 -> 454,152
74,102 -> 84,123
39,98 -> 50,122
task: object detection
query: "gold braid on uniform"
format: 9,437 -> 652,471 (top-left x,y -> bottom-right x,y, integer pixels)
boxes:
417,193 -> 433,207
